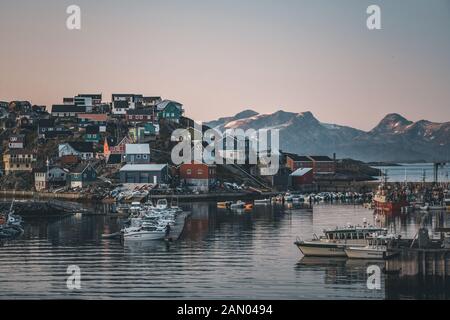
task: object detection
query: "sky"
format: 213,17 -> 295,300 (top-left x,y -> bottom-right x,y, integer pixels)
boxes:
0,0 -> 449,130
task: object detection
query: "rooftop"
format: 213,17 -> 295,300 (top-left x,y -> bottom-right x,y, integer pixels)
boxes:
290,168 -> 313,177
78,114 -> 108,121
67,142 -> 94,153
125,144 -> 150,154
309,156 -> 334,162
120,164 -> 167,172
52,105 -> 86,113
286,154 -> 312,162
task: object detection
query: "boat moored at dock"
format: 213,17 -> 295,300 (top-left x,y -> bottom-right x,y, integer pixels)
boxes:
294,222 -> 387,257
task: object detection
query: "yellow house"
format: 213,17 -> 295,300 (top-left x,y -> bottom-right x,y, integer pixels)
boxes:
3,149 -> 37,174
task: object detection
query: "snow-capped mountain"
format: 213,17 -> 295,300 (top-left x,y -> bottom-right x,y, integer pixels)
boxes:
204,111 -> 450,162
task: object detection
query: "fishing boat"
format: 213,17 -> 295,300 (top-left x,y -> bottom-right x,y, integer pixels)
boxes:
345,234 -> 396,259
373,174 -> 409,214
294,222 -> 387,257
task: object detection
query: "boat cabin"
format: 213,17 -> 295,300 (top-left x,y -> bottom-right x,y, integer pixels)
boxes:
323,227 -> 387,241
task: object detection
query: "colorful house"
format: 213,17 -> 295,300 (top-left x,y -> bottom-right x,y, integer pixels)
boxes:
103,136 -> 133,157
3,149 -> 37,174
58,142 -> 95,160
69,163 -> 97,189
8,134 -> 25,149
85,125 -> 100,143
180,163 -> 216,192
157,100 -> 183,123
289,168 -> 314,190
78,114 -> 108,131
34,166 -> 68,191
124,144 -> 151,164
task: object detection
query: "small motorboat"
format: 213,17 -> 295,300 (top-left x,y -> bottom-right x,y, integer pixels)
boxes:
122,225 -> 166,241
217,201 -> 232,209
254,199 -> 270,205
230,201 -> 245,210
155,199 -> 168,210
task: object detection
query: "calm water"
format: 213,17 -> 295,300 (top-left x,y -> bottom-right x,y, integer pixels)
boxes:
374,163 -> 450,182
0,202 -> 449,300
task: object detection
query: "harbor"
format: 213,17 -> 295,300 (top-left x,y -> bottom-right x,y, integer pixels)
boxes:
1,198 -> 450,299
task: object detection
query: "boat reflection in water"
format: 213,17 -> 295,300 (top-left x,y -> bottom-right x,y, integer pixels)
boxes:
1,201 -> 450,299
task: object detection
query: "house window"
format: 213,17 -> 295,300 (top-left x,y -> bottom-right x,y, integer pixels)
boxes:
143,154 -> 148,159
186,169 -> 192,175
136,154 -> 141,159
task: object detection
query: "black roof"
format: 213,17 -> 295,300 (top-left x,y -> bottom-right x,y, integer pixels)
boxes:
86,125 -> 99,134
38,118 -> 55,127
105,136 -> 117,146
52,105 -> 86,113
113,100 -> 129,108
309,156 -> 334,161
71,163 -> 94,174
286,153 -> 312,162
127,109 -> 153,115
107,154 -> 122,164
77,94 -> 102,99
68,142 -> 94,153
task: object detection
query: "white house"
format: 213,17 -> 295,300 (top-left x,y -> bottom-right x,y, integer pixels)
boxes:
58,142 -> 95,160
124,144 -> 151,164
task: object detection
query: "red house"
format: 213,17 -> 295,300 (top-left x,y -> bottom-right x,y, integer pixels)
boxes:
126,109 -> 155,124
179,163 -> 216,192
104,136 -> 133,157
290,168 -> 313,189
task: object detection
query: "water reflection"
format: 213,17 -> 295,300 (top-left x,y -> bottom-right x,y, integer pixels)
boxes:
0,202 -> 449,299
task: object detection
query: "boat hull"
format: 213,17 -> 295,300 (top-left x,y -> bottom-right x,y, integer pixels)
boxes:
123,231 -> 165,241
345,248 -> 385,259
374,199 -> 408,214
295,241 -> 347,257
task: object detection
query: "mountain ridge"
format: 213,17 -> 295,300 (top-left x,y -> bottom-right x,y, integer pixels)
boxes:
204,110 -> 450,162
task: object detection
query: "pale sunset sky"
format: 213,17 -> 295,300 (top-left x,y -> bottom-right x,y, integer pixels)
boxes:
0,0 -> 449,130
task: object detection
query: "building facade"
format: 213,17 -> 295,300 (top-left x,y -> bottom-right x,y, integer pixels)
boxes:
119,164 -> 169,185
3,149 -> 37,174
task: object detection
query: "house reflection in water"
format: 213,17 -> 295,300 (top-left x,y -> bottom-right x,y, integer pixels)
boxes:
182,203 -> 214,241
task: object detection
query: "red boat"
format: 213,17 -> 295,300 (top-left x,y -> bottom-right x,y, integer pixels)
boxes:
373,194 -> 408,214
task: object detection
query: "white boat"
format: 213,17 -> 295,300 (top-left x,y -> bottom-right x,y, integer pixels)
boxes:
230,201 -> 245,210
345,235 -> 396,259
294,222 -> 387,257
155,199 -> 168,210
122,226 -> 166,241
254,199 -> 271,204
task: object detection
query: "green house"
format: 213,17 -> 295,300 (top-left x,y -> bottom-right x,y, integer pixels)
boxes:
157,100 -> 183,123
85,125 -> 100,143
144,122 -> 157,135
69,163 -> 97,189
